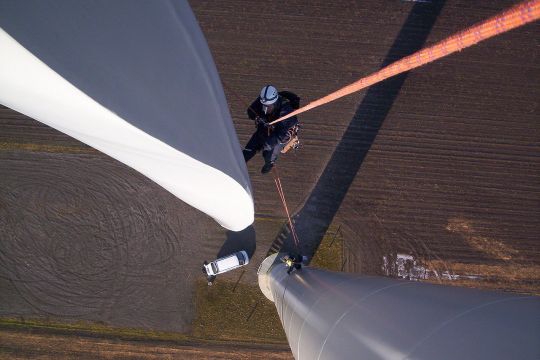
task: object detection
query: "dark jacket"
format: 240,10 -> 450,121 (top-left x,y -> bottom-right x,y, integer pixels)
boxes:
247,91 -> 299,142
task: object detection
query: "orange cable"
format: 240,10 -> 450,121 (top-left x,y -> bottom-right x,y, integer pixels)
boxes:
270,0 -> 540,125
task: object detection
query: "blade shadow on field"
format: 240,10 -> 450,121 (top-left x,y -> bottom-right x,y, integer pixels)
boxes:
267,1 -> 446,260
218,225 -> 256,259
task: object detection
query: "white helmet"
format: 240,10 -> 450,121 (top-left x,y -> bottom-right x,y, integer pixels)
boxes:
259,85 -> 278,105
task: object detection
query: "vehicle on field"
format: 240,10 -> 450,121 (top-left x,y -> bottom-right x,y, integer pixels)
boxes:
203,251 -> 249,285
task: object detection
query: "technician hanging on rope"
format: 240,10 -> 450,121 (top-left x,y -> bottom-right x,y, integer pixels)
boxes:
243,85 -> 300,174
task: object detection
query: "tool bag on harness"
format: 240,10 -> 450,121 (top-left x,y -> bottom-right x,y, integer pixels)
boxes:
278,91 -> 301,154
280,124 -> 300,153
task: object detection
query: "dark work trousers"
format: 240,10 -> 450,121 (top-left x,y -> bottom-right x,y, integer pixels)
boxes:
243,129 -> 284,165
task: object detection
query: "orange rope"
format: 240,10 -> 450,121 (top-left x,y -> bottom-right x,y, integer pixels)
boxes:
272,166 -> 300,249
270,0 -> 540,125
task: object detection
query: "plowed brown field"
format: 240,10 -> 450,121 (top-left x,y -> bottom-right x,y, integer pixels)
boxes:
0,0 -> 538,357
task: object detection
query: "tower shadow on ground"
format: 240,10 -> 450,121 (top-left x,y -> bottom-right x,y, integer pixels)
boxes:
266,0 -> 446,260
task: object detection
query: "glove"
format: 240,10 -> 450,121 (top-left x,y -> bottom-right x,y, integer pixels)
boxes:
255,116 -> 269,128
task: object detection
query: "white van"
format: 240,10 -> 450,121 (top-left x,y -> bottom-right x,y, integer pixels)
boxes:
203,250 -> 249,277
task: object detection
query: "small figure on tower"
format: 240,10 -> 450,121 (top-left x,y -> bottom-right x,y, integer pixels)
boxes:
282,253 -> 307,275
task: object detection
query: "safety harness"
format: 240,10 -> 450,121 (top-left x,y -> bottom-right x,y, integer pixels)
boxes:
280,124 -> 300,154
277,91 -> 301,154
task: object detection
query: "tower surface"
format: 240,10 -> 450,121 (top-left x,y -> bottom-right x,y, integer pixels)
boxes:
258,253 -> 540,360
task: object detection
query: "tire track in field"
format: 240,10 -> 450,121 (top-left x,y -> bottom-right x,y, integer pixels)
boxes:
0,151 -> 213,331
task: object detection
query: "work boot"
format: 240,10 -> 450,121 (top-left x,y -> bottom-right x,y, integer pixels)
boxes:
261,161 -> 274,174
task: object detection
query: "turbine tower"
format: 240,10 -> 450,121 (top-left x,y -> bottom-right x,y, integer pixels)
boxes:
258,253 -> 540,360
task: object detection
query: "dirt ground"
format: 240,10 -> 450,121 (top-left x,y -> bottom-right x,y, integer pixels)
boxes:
0,328 -> 292,360
192,0 -> 539,293
0,0 -> 538,358
0,144 -> 214,332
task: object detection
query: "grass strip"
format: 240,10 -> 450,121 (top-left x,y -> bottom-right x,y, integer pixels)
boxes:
192,280 -> 287,344
310,224 -> 344,271
0,317 -> 191,343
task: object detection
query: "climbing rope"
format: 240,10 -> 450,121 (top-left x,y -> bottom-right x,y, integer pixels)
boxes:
222,82 -> 301,249
272,166 -> 300,250
270,0 -> 540,125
